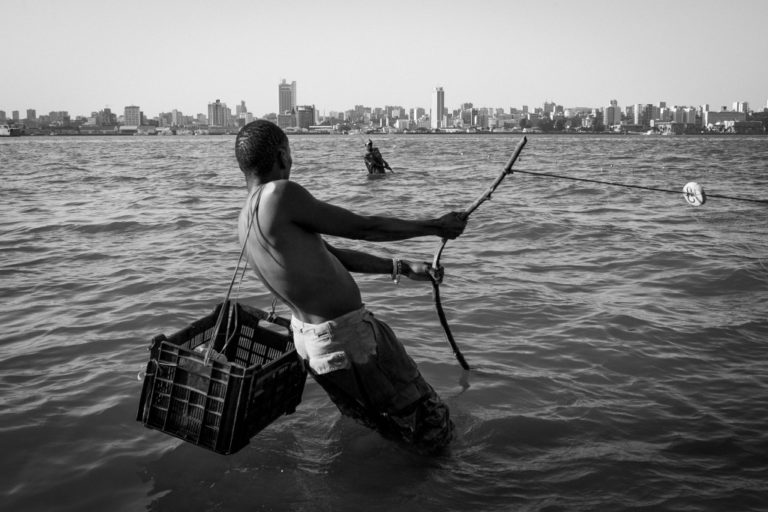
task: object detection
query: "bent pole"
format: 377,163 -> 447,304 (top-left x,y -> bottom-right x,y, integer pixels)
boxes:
430,135 -> 528,371
462,135 -> 528,219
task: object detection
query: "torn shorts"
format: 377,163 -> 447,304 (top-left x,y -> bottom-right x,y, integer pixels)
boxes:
291,306 -> 454,454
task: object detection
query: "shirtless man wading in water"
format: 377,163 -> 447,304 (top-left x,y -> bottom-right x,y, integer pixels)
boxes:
235,120 -> 467,454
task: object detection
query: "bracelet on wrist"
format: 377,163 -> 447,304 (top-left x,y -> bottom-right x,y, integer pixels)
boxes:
391,258 -> 401,284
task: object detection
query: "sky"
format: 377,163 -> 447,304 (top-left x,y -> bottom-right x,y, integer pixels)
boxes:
2,0 -> 767,118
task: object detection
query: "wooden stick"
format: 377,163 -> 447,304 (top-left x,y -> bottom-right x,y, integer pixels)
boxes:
462,136 -> 527,219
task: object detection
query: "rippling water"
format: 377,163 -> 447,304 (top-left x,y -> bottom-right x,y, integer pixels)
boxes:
1,134 -> 767,511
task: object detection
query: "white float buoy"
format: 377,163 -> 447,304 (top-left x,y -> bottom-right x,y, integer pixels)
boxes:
683,182 -> 706,206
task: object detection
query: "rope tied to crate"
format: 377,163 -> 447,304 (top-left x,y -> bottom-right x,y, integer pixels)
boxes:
203,186 -> 264,365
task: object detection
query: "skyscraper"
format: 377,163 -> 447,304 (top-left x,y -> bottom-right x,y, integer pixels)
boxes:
431,86 -> 444,130
124,105 -> 141,127
279,79 -> 297,115
208,99 -> 229,127
604,100 -> 621,127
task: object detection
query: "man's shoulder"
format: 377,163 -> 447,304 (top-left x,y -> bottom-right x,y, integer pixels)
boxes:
261,180 -> 313,210
263,179 -> 306,196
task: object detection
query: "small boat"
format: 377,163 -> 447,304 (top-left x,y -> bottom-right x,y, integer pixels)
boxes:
0,124 -> 22,137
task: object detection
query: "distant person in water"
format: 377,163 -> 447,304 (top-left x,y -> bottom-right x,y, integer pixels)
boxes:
235,120 -> 466,454
364,139 -> 392,174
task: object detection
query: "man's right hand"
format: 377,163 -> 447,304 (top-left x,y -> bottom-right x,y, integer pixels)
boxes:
437,212 -> 468,239
404,260 -> 444,283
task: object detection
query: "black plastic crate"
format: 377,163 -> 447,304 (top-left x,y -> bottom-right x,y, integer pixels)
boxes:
136,301 -> 307,454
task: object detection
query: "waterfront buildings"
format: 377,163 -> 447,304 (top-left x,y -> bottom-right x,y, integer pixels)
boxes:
431,86 -> 444,130
704,109 -> 747,126
207,99 -> 231,128
124,106 -> 141,127
733,101 -> 749,113
278,79 -> 297,129
2,81 -> 766,135
279,79 -> 297,114
604,100 -> 621,128
295,105 -> 313,130
171,109 -> 184,127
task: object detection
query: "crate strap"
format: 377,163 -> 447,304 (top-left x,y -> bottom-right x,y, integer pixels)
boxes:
204,186 -> 265,365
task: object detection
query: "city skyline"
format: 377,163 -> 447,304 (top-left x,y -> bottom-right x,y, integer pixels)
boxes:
3,0 -> 768,118
2,86 -> 764,125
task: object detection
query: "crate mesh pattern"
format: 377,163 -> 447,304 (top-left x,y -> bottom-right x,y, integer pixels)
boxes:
137,302 -> 307,454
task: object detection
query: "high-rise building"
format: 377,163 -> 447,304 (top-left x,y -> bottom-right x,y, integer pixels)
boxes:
100,108 -> 116,126
431,86 -> 444,129
461,107 -> 475,126
26,109 -> 36,121
279,79 -> 297,115
733,101 -> 749,113
124,105 -> 141,126
683,107 -> 697,125
171,109 -> 184,126
673,107 -> 685,123
296,105 -> 315,129
634,104 -> 655,128
208,99 -> 229,127
604,101 -> 621,126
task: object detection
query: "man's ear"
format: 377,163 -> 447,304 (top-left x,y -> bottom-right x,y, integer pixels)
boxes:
277,149 -> 287,169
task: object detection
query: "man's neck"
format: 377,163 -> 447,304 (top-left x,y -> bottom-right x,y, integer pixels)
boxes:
245,167 -> 286,193
245,174 -> 274,193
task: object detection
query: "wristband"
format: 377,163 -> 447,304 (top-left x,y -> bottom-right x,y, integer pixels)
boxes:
391,258 -> 401,284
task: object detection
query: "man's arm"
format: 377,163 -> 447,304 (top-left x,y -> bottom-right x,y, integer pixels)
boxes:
324,242 -> 440,282
323,242 -> 391,274
279,180 -> 466,242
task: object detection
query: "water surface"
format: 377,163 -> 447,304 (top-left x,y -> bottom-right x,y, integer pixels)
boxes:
1,134 -> 767,511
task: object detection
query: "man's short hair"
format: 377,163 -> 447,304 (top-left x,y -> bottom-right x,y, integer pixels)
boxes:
235,120 -> 288,176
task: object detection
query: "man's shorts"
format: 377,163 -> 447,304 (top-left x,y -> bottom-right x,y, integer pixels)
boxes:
291,307 -> 454,454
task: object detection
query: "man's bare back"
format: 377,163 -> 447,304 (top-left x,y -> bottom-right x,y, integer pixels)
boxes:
238,180 -> 363,324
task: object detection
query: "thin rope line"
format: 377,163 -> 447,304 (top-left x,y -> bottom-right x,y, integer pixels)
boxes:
512,169 -> 768,205
203,188 -> 260,365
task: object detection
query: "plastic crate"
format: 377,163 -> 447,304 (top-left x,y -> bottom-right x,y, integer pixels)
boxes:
136,301 -> 307,454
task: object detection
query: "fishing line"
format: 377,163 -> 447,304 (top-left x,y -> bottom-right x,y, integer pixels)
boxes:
511,168 -> 768,205
524,154 -> 767,268
544,143 -> 768,271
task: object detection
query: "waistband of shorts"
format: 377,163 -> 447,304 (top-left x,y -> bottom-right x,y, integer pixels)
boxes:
290,305 -> 369,335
